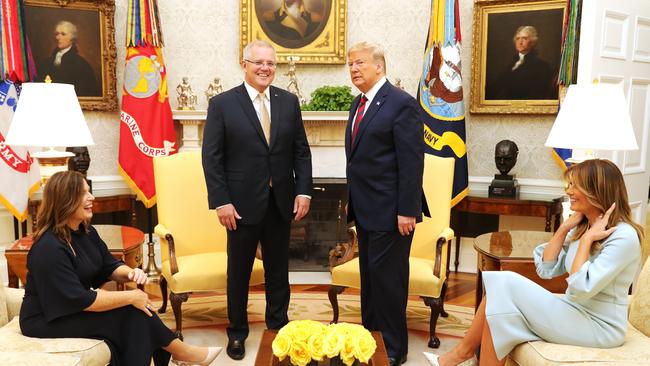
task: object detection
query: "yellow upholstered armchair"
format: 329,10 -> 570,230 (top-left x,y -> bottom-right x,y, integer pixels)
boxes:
153,151 -> 265,338
328,154 -> 455,348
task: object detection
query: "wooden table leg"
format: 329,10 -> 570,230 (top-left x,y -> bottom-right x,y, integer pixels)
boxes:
553,213 -> 561,232
7,267 -> 19,288
455,236 -> 461,272
475,267 -> 483,312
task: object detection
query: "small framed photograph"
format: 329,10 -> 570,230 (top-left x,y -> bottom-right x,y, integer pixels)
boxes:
24,0 -> 117,111
470,0 -> 566,114
241,0 -> 347,64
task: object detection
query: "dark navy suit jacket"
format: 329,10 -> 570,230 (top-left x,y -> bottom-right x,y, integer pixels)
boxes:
202,83 -> 312,225
345,81 -> 428,231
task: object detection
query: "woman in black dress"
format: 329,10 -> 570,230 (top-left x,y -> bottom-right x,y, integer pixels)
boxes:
19,171 -> 220,366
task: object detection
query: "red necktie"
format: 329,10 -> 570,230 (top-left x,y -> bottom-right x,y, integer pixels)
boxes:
351,96 -> 368,143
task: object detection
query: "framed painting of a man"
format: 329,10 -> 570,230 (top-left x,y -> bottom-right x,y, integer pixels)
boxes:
241,0 -> 347,64
24,0 -> 117,111
470,0 -> 566,114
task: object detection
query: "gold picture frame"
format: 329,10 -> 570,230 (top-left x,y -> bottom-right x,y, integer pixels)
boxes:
24,0 -> 117,111
470,0 -> 566,114
240,0 -> 347,64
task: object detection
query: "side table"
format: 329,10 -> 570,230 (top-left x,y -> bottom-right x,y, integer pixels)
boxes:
6,224 -> 144,290
473,230 -> 568,310
451,192 -> 563,272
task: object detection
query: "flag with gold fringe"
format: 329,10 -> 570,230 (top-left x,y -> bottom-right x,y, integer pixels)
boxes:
552,0 -> 582,170
418,0 -> 468,206
118,0 -> 176,208
0,0 -> 40,221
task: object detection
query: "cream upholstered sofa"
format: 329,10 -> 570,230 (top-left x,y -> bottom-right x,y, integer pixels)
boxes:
506,255 -> 650,366
0,281 -> 111,366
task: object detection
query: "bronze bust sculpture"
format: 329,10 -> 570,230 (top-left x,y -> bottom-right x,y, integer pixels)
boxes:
495,139 -> 518,176
489,139 -> 519,197
67,146 -> 92,190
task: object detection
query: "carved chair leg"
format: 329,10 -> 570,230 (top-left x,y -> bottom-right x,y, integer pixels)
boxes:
440,282 -> 449,318
170,291 -> 190,341
158,276 -> 168,313
422,296 -> 443,349
328,285 -> 346,324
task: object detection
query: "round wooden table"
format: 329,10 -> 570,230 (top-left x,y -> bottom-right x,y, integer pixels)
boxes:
473,230 -> 568,310
6,224 -> 144,290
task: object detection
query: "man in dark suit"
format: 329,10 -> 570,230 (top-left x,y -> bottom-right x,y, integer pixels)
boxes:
202,40 -> 312,361
345,41 -> 427,366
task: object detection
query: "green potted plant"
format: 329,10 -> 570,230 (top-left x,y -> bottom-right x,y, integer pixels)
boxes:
301,86 -> 355,111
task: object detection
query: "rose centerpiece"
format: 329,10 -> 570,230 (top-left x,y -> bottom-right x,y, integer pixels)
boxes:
272,320 -> 377,366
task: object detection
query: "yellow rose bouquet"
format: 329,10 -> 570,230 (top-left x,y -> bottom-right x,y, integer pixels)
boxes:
273,321 -> 376,366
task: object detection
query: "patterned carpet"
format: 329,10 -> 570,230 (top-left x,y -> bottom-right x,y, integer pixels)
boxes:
153,292 -> 473,338
152,291 -> 473,365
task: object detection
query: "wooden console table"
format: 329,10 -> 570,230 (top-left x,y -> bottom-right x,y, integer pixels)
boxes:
451,192 -> 563,272
27,194 -> 137,231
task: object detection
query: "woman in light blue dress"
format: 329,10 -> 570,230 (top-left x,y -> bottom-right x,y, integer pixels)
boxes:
430,159 -> 645,366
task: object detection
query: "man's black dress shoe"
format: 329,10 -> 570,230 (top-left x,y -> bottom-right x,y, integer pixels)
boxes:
226,339 -> 245,360
387,354 -> 407,366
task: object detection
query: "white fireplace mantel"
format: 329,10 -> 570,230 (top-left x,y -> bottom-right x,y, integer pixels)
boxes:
172,109 -> 348,178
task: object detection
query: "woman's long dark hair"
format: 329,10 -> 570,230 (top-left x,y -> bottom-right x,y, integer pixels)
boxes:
33,171 -> 87,244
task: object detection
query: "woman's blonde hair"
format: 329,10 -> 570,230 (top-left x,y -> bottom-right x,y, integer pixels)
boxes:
565,159 -> 644,253
33,171 -> 88,244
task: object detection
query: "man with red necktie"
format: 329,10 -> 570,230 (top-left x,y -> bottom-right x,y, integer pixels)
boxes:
345,41 -> 429,366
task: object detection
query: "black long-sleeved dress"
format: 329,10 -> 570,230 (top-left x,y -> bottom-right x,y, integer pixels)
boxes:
19,226 -> 177,366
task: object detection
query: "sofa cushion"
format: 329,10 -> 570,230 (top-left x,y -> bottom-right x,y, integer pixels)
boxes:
0,318 -> 111,366
0,281 -> 8,327
0,351 -> 80,366
629,255 -> 650,337
507,323 -> 650,365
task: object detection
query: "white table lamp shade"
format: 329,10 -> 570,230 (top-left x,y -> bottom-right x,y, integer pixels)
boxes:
4,82 -> 94,147
545,83 -> 638,152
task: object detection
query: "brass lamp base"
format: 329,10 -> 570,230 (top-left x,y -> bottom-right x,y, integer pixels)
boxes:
144,240 -> 161,283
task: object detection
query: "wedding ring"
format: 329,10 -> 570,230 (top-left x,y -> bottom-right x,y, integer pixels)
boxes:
146,304 -> 153,310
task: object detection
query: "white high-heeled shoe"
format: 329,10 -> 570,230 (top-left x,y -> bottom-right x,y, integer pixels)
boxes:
424,352 -> 441,366
171,346 -> 222,366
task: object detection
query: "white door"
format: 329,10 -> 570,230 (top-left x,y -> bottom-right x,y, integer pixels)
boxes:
578,0 -> 650,233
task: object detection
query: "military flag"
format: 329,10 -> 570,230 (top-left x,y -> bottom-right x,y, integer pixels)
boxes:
552,0 -> 582,170
0,0 -> 40,221
118,0 -> 176,207
418,0 -> 468,206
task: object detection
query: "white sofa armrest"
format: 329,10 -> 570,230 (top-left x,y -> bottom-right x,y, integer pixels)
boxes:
5,288 -> 24,321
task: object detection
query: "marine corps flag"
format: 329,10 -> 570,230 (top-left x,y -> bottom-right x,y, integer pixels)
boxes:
418,0 -> 468,206
118,0 -> 176,208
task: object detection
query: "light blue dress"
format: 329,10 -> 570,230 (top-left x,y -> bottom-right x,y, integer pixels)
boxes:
482,222 -> 641,359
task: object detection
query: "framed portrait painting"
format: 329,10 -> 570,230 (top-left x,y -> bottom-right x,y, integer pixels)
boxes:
24,0 -> 117,111
470,0 -> 566,114
241,0 -> 347,64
